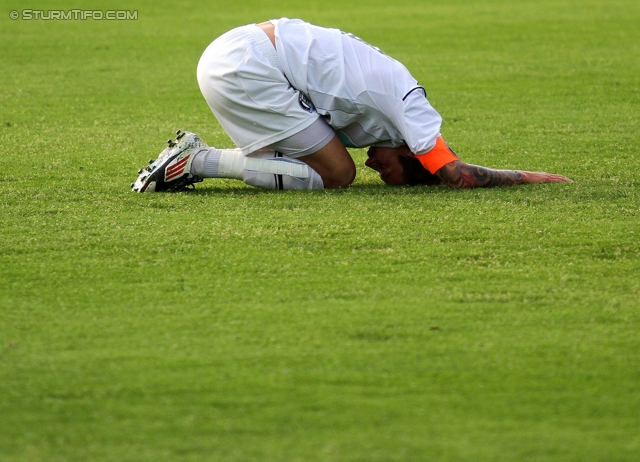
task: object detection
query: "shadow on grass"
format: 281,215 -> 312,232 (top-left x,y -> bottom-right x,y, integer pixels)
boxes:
186,183 -> 452,198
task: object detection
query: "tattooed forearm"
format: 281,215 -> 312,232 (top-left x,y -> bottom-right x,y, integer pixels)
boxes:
437,162 -> 526,189
458,164 -> 525,188
434,161 -> 572,189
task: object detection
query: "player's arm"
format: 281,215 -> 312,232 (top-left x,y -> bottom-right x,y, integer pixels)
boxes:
415,137 -> 572,188
434,160 -> 573,189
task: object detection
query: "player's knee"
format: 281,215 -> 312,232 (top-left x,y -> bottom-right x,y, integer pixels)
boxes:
323,161 -> 356,189
343,161 -> 357,186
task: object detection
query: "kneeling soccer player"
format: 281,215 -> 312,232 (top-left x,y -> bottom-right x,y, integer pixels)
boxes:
132,18 -> 571,192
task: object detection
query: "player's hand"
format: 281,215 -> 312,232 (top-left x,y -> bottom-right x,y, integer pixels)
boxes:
520,171 -> 573,183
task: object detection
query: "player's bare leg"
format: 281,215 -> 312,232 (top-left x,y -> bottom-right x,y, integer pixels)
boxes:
296,135 -> 356,188
190,134 -> 355,190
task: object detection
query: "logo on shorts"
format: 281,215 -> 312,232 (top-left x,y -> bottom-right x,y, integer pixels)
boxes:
298,92 -> 315,113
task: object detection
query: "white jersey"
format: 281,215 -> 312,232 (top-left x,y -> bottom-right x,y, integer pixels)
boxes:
273,18 -> 442,153
197,19 -> 442,155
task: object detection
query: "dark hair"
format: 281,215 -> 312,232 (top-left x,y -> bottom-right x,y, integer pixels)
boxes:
398,155 -> 442,186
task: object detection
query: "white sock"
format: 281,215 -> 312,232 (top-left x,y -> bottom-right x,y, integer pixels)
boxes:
191,148 -> 324,190
190,147 -> 230,179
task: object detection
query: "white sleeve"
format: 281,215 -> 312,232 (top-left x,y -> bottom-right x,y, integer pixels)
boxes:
397,88 -> 443,154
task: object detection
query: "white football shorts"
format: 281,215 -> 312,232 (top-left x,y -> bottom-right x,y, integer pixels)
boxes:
197,24 -> 333,157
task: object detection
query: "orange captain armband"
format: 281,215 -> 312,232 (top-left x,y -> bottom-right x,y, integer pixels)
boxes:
416,137 -> 460,174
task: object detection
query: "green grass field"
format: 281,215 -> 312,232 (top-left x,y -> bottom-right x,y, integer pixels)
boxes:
1,0 -> 639,460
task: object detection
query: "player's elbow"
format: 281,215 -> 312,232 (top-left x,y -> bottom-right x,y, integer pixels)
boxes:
435,160 -> 467,189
